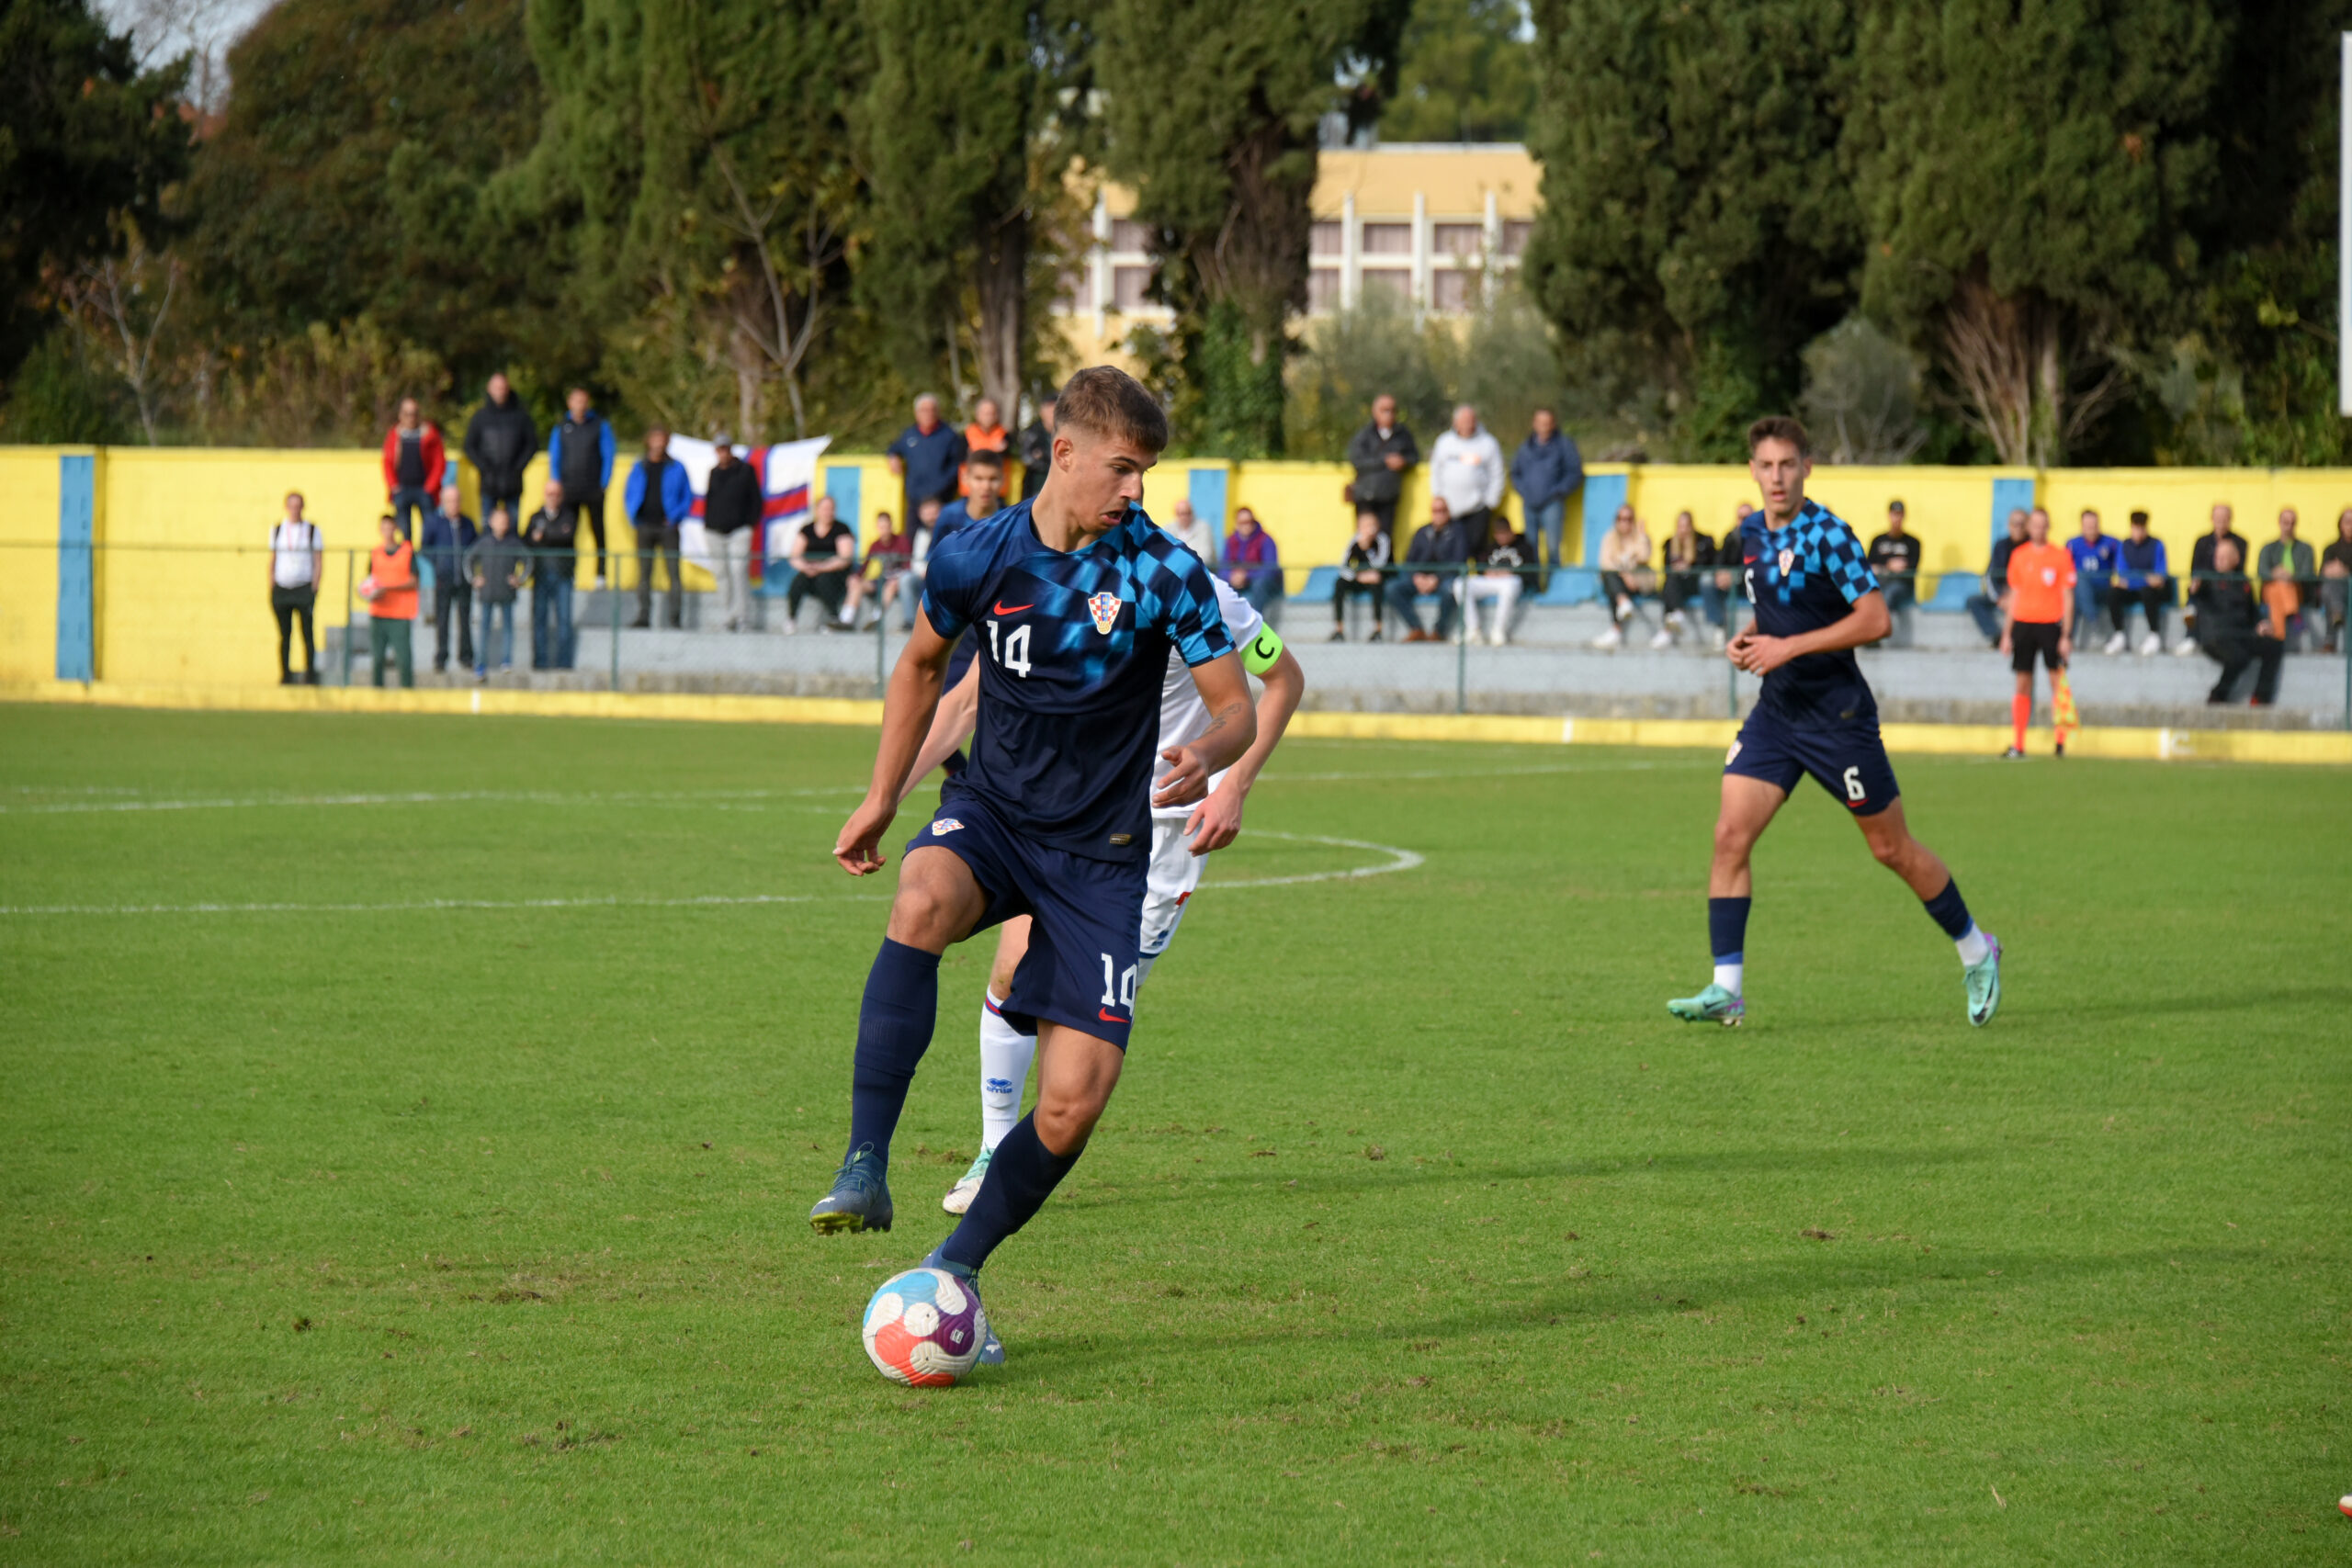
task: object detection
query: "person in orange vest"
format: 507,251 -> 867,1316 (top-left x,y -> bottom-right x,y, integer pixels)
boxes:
359,513 -> 421,688
960,396 -> 1009,495
2000,506 -> 2076,758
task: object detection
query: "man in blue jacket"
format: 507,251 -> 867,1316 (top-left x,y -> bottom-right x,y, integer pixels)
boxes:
1510,407 -> 1583,591
548,386 -> 616,587
2067,508 -> 2124,653
886,393 -> 967,523
418,478 -> 478,675
625,425 -> 694,629
2113,510 -> 2172,655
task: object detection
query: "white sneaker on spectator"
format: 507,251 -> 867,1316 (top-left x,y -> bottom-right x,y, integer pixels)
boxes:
1488,626 -> 1510,648
1592,625 -> 1623,650
2138,632 -> 2163,656
1709,626 -> 1727,651
1648,627 -> 1674,649
2102,631 -> 2127,655
1614,598 -> 1634,623
2172,637 -> 2198,657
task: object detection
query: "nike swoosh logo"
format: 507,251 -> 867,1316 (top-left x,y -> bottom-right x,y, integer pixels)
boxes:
992,601 -> 1034,615
1098,1009 -> 1126,1024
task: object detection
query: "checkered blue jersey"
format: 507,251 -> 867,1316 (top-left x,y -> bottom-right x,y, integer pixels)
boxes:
922,500 -> 1235,862
1737,499 -> 1882,727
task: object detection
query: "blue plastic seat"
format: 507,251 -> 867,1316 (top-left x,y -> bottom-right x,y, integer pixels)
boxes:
1535,568 -> 1600,606
1289,565 -> 1340,604
1917,572 -> 1977,612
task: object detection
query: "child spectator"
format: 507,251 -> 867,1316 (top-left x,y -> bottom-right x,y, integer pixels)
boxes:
846,510 -> 913,630
267,491 -> 323,686
1592,504 -> 1654,649
466,505 -> 528,680
1331,510 -> 1391,642
359,513 -> 420,689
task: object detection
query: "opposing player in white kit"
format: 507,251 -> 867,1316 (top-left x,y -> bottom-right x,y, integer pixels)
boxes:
901,570 -> 1305,1213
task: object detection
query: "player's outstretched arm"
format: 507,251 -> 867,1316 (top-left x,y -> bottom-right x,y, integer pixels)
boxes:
1731,590 -> 1892,676
1150,652 -> 1256,809
896,658 -> 981,807
834,608 -> 956,875
1184,644 -> 1305,855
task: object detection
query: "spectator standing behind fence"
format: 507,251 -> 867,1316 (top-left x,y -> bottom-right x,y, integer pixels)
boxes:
2257,507 -> 2315,644
1386,497 -> 1467,642
1430,404 -> 1505,556
961,398 -> 1009,496
358,514 -> 420,689
1659,510 -> 1724,649
1867,501 -> 1921,616
626,425 -> 692,630
462,373 -> 537,540
1223,507 -> 1283,616
2322,509 -> 2352,653
1331,510 -> 1391,642
2113,510 -> 2172,654
846,510 -> 912,631
1591,505 -> 1655,649
2067,509 -> 2122,652
548,387 -> 616,588
1510,407 -> 1582,591
1966,509 -> 2030,646
887,393 -> 967,522
2000,508 -> 2075,758
1462,510 -> 1532,647
267,491 -> 322,686
2179,502 -> 2250,656
419,479 -> 477,676
702,435 -> 761,633
466,505 -> 526,680
381,398 -> 445,542
782,495 -> 857,632
2192,537 -> 2283,705
524,480 -> 578,670
1016,394 -> 1056,500
1346,393 -> 1419,545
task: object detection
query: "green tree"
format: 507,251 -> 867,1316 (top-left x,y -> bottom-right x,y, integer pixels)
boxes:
1847,0 -> 2227,465
183,0 -> 557,400
1521,0 -> 1858,458
1378,0 -> 1537,144
0,0 -> 188,387
1098,0 -> 1409,457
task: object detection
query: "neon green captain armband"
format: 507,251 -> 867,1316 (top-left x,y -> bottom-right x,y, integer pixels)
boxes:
1240,625 -> 1285,676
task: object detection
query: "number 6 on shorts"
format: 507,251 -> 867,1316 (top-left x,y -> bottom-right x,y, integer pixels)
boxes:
1843,765 -> 1865,803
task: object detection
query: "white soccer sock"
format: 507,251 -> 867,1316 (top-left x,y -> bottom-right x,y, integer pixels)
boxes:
978,992 -> 1036,1154
1713,962 -> 1744,997
1953,922 -> 1991,967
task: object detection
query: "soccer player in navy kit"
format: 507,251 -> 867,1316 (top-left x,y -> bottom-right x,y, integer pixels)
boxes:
1668,417 -> 2002,1029
809,367 -> 1255,1359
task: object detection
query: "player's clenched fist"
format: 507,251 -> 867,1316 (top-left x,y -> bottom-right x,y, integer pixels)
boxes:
834,797 -> 897,875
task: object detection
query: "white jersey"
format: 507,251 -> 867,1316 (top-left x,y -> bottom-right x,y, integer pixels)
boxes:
270,520 -> 321,588
1149,574 -> 1263,819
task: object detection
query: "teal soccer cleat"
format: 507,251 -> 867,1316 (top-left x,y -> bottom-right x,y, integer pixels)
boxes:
808,1145 -> 894,1235
1667,983 -> 1745,1027
941,1145 -> 991,1216
1965,934 -> 2003,1027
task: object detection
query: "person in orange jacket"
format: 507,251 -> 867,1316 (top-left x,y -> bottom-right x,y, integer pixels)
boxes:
2000,507 -> 2077,758
960,397 -> 1009,496
359,513 -> 421,687
381,398 -> 447,542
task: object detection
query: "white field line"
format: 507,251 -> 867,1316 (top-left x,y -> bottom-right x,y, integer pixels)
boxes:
1206,830 -> 1424,888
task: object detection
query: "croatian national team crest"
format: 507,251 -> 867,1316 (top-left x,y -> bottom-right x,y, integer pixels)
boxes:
1777,547 -> 1795,577
931,818 -> 964,836
1086,592 -> 1122,635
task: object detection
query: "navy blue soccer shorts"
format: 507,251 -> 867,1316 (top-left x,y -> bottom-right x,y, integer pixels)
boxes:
1724,706 -> 1901,818
906,788 -> 1146,1049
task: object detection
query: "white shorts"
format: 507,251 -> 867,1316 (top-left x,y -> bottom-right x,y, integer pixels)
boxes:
1141,816 -> 1206,956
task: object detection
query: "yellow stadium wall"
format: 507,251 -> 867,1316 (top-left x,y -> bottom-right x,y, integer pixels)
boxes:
8,443 -> 2352,690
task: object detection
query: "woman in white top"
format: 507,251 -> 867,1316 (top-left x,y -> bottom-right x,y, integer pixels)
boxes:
269,491 -> 324,683
1591,503 -> 1656,649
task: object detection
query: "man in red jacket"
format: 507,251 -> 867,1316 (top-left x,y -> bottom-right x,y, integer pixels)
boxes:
382,398 -> 446,542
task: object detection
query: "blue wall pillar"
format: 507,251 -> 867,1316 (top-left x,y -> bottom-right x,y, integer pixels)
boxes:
1188,467 -> 1228,565
56,453 -> 95,682
1577,474 -> 1628,565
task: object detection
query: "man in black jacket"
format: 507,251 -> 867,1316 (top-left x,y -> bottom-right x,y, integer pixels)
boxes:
2179,502 -> 2251,656
2191,538 -> 2282,705
463,373 -> 537,537
524,480 -> 578,670
703,436 -> 764,633
1016,394 -> 1056,500
1345,394 -> 1419,547
1383,499 -> 1468,642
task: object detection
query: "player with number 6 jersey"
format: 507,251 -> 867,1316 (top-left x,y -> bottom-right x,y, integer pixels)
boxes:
811,367 -> 1255,1370
1668,416 -> 2001,1030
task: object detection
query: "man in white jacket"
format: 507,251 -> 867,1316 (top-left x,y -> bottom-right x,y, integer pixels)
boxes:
1428,403 -> 1506,557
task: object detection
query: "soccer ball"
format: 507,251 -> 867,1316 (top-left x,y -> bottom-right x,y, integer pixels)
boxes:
862,1267 -> 988,1387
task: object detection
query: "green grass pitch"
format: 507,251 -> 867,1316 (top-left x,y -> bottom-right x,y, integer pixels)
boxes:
1,703 -> 2346,1564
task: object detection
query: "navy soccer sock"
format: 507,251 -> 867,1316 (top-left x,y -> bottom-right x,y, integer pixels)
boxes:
843,939 -> 941,1174
1707,897 -> 1751,965
1921,876 -> 1973,940
936,1113 -> 1081,1274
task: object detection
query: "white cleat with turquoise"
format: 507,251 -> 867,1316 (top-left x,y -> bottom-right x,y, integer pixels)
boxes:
1965,935 -> 2003,1026
941,1145 -> 991,1216
1667,983 -> 1745,1027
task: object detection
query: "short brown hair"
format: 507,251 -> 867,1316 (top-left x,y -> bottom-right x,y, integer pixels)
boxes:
964,446 -> 1003,471
1747,415 -> 1811,457
1053,366 -> 1169,453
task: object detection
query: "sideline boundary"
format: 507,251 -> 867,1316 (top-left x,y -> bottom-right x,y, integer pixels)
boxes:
6,680 -> 2347,766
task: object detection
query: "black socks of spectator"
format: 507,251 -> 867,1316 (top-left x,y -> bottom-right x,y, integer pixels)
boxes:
938,1112 -> 1081,1274
1921,876 -> 1972,941
844,938 -> 939,1175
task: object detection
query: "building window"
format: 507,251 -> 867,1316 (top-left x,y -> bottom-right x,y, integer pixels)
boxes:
1057,268 -> 1089,312
1432,223 -> 1483,258
1360,268 -> 1410,303
1310,221 -> 1343,257
1307,268 -> 1340,313
1111,219 -> 1152,254
1361,222 -> 1411,255
1112,265 -> 1155,311
1500,220 -> 1534,257
1431,269 -> 1476,314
